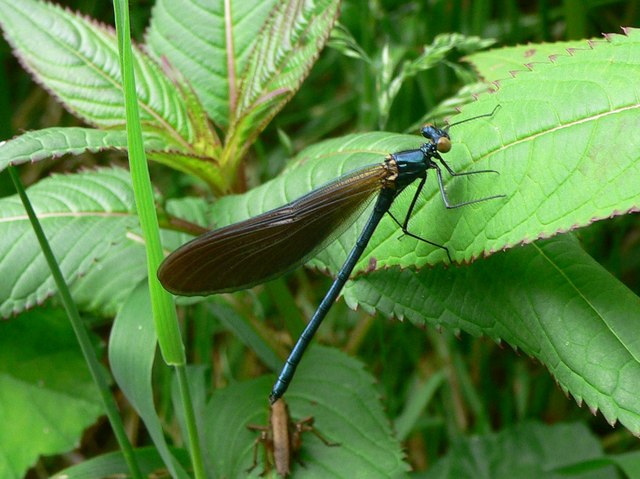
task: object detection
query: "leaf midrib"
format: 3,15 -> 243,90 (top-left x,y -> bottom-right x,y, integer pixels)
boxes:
492,103 -> 640,157
0,211 -> 133,223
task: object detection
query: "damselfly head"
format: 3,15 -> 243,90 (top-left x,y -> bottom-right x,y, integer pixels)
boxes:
421,123 -> 452,153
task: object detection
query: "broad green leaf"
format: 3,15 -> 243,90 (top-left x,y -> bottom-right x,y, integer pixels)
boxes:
205,346 -> 409,478
0,0 -> 338,193
210,27 -> 640,273
466,29 -> 640,256
70,239 -> 148,317
146,0 -> 277,128
344,235 -> 640,434
0,0 -> 228,191
190,29 -> 640,433
0,168 -> 139,317
465,37 -> 603,83
0,166 -> 211,318
424,421 -> 612,479
0,125 -> 228,194
0,168 -> 218,317
0,0 -> 197,143
0,307 -> 102,479
0,127 -> 166,172
222,0 -> 341,169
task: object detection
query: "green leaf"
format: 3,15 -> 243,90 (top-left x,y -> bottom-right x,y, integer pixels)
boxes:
69,238 -> 148,317
211,27 -> 640,273
0,0 -> 196,143
464,37 -> 603,83
424,421 -> 612,479
0,124 -> 229,194
146,0 -> 278,128
0,166 -> 212,318
466,29 -> 640,255
0,0 -> 338,193
0,307 -> 102,479
205,346 -> 409,478
344,235 -> 640,433
0,168 -> 139,317
0,127 -> 166,172
194,29 -> 640,434
222,0 -> 341,169
0,0 -> 231,192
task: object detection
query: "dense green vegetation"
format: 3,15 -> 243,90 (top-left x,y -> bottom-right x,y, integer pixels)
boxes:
0,1 -> 639,478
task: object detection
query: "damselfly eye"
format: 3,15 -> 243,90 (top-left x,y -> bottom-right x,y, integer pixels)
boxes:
437,136 -> 451,153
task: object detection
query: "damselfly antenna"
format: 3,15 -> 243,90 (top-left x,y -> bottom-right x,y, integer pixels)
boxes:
444,104 -> 501,132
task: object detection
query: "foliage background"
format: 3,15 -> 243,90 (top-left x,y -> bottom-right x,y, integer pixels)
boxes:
1,0 -> 639,478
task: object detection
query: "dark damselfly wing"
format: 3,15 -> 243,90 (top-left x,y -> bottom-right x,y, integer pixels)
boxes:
158,164 -> 389,295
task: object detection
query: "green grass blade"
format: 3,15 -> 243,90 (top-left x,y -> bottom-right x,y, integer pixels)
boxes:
112,1 -> 204,478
